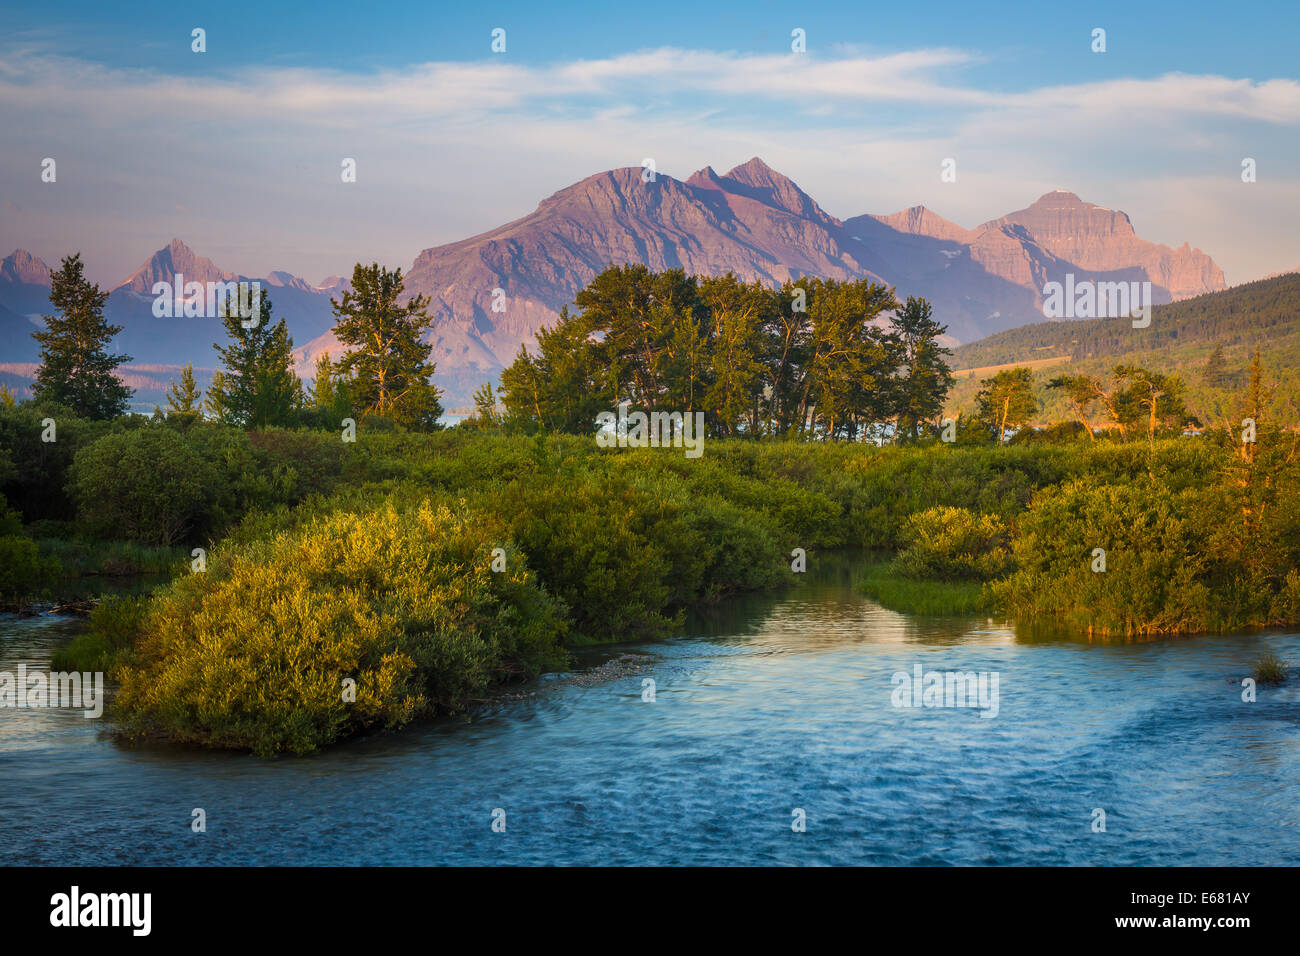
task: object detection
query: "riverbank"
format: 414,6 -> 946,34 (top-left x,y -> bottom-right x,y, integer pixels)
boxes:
7,425 -> 1300,754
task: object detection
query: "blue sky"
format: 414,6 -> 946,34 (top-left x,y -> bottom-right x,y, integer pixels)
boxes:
10,0 -> 1298,83
2,0 -> 1298,286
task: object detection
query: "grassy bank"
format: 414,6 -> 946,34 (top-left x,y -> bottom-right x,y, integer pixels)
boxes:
858,562 -> 995,616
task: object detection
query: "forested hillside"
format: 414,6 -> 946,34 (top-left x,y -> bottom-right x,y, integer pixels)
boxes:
947,273 -> 1300,425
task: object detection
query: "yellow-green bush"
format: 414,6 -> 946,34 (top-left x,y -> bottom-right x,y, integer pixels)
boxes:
115,498 -> 567,755
891,506 -> 1012,582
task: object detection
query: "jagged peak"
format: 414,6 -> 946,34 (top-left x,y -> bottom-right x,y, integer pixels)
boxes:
724,156 -> 782,183
1,249 -> 52,283
686,165 -> 723,188
117,238 -> 237,292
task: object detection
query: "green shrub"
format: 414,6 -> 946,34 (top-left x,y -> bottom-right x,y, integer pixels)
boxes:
67,427 -> 217,545
0,533 -> 61,604
892,506 -> 1012,582
487,470 -> 681,642
50,594 -> 149,672
994,479 -> 1213,635
114,498 -> 568,755
1252,649 -> 1289,684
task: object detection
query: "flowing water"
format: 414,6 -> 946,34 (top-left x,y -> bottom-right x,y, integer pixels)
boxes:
1,556 -> 1297,866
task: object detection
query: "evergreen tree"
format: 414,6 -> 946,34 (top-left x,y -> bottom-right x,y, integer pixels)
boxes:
207,291 -> 302,427
471,382 -> 498,426
305,353 -> 352,430
311,353 -> 336,410
165,363 -> 202,417
330,263 -> 443,429
891,296 -> 954,441
1202,344 -> 1230,388
204,370 -> 233,423
31,253 -> 133,419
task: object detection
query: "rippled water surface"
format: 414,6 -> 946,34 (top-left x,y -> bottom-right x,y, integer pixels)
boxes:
2,557 -> 1297,865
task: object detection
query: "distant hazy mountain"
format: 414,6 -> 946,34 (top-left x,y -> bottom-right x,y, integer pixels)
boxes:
0,159 -> 1228,407
0,243 -> 339,409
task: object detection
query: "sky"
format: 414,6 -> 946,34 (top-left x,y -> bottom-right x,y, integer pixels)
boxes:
1,0 -> 1298,287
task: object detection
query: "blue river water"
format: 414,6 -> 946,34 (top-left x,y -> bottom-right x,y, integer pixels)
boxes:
1,557 -> 1297,866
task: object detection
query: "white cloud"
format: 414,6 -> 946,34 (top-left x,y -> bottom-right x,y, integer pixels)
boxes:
0,45 -> 1296,285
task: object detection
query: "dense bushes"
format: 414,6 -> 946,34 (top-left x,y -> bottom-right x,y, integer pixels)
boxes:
51,594 -> 149,672
996,480 -> 1217,634
891,507 -> 1011,582
993,435 -> 1300,635
0,484 -> 61,604
30,423 -> 1300,753
0,404 -> 105,522
63,424 -> 367,547
67,428 -> 217,545
836,444 -> 1069,548
114,499 -> 569,755
0,530 -> 61,604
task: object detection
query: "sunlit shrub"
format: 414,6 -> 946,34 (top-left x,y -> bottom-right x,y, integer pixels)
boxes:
892,506 -> 1011,582
114,498 -> 568,755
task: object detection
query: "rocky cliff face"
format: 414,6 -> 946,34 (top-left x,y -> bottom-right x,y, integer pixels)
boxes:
0,249 -> 57,318
982,191 -> 1225,302
1,249 -> 51,287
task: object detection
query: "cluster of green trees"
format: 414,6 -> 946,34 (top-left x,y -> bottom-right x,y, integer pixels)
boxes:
959,362 -> 1199,445
960,350 -> 1275,449
498,265 -> 955,440
22,254 -> 446,432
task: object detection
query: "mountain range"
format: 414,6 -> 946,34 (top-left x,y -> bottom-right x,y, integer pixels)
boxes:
0,158 -> 1227,409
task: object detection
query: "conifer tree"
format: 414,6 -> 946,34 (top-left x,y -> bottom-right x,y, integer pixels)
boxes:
207,291 -> 302,427
330,263 -> 443,429
31,253 -> 133,419
165,362 -> 202,416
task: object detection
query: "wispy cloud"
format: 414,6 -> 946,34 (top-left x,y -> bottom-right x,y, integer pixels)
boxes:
0,44 -> 1296,285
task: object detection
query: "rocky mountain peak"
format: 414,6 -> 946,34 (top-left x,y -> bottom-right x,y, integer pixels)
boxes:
117,239 -> 238,294
1,249 -> 52,285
